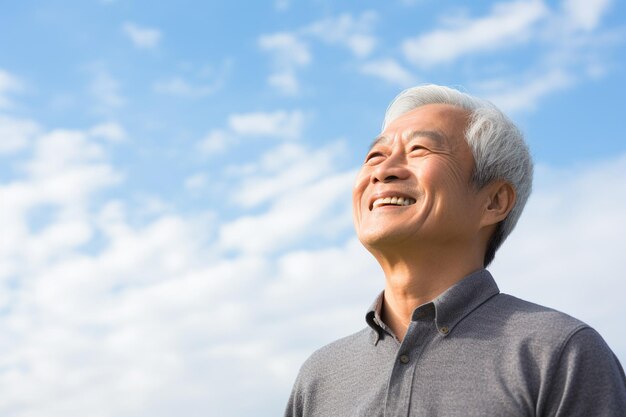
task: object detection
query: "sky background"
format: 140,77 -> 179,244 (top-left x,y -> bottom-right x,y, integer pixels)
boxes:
1,0 -> 625,416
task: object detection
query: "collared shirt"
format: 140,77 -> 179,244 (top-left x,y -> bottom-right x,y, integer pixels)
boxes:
284,269 -> 626,417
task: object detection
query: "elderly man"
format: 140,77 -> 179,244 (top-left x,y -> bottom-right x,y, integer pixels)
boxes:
284,85 -> 626,416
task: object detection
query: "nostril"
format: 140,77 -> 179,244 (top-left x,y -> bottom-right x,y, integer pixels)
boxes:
383,175 -> 399,183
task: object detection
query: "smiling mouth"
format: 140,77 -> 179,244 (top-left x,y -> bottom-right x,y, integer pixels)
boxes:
371,196 -> 416,210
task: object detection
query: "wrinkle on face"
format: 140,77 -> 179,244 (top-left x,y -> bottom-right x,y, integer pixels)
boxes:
353,103 -> 480,252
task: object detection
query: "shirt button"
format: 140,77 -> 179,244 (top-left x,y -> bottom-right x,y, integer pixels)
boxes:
439,326 -> 449,335
399,354 -> 410,364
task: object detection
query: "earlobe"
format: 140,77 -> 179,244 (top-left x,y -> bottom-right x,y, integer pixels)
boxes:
482,181 -> 516,226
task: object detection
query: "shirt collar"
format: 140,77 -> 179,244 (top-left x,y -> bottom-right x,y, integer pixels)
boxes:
432,268 -> 499,336
365,291 -> 386,345
365,269 -> 499,344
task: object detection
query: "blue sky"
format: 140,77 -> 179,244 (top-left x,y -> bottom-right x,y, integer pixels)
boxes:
1,0 -> 625,416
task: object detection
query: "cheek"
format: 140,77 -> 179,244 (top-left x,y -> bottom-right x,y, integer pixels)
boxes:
417,161 -> 474,218
352,171 -> 369,213
419,159 -> 468,191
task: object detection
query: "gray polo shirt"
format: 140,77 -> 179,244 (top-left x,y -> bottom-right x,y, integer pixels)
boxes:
284,269 -> 626,416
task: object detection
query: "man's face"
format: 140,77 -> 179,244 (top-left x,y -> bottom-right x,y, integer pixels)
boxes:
353,104 -> 485,252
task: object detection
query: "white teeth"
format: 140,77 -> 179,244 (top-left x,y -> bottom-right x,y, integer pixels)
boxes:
372,196 -> 416,208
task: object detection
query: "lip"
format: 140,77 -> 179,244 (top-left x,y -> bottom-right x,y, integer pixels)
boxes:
368,191 -> 416,211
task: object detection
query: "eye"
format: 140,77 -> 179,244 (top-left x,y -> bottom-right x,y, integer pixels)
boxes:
365,151 -> 384,163
409,144 -> 428,154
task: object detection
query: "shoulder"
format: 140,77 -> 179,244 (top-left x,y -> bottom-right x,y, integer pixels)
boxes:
484,293 -> 589,342
285,327 -> 385,416
297,327 -> 373,381
460,293 -> 597,369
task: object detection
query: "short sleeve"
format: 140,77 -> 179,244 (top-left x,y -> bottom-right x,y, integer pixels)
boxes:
540,327 -> 626,417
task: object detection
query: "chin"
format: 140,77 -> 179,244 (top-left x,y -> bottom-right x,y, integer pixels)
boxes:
358,227 -> 414,251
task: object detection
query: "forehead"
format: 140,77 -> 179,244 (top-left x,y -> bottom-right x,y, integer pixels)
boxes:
376,103 -> 470,147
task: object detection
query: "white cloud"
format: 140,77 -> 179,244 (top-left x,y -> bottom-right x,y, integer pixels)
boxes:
89,121 -> 127,142
122,22 -> 162,49
562,0 -> 612,31
154,61 -> 230,98
259,33 -> 311,67
0,68 -> 23,109
184,173 -> 207,190
360,58 -> 417,87
0,127 -> 122,277
195,110 -> 306,157
274,0 -> 290,11
258,11 -> 377,94
218,169 -> 354,254
402,0 -> 549,67
197,129 -> 229,155
267,70 -> 299,95
304,12 -> 378,58
479,68 -> 574,112
153,77 -> 220,98
228,110 -> 306,140
88,67 -> 125,111
259,32 -> 311,95
0,114 -> 40,154
230,141 -> 346,208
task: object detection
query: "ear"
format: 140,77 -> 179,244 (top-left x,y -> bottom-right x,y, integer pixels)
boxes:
480,181 -> 516,227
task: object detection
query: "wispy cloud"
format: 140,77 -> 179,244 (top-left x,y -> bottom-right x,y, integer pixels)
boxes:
395,0 -> 620,112
154,61 -> 230,98
122,22 -> 162,49
0,114 -> 39,154
218,169 -> 354,254
477,68 -> 574,112
0,68 -> 23,109
89,121 -> 127,142
258,11 -> 378,94
259,33 -> 312,68
184,173 -> 207,191
259,33 -> 311,95
304,11 -> 378,58
359,58 -> 417,87
197,129 -> 229,155
229,142 -> 346,208
228,110 -> 306,140
402,0 -> 548,67
153,77 -> 220,97
88,66 -> 125,112
562,0 -> 613,31
274,0 -> 290,11
196,110 -> 307,157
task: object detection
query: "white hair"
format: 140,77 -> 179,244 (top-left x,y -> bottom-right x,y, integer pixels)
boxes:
383,84 -> 533,266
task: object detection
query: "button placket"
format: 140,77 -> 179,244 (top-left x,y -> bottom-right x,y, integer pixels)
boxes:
384,319 -> 432,417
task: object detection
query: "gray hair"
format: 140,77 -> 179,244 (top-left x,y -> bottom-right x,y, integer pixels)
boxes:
383,84 -> 533,266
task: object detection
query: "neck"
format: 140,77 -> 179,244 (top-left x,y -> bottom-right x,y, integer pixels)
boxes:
371,242 -> 484,341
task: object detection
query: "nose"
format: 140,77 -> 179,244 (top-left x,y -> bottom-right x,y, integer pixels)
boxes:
371,151 -> 410,184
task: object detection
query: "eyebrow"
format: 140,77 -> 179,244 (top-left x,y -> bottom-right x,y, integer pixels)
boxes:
368,130 -> 447,152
